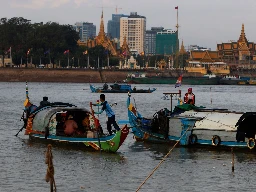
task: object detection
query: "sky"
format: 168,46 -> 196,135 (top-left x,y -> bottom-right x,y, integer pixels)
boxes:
1,0 -> 256,50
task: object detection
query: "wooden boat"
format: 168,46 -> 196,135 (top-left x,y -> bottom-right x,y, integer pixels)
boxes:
90,83 -> 156,93
19,83 -> 129,153
127,92 -> 256,150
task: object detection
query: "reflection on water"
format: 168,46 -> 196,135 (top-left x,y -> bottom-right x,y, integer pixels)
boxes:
1,82 -> 256,191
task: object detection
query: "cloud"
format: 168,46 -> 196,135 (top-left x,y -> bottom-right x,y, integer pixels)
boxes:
10,0 -> 70,9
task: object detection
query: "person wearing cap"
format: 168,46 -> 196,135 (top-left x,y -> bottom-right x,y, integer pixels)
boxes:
184,88 -> 195,105
94,94 -> 120,135
40,96 -> 51,107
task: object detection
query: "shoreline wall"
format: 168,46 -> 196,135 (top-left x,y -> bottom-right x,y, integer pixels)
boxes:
0,68 -> 255,83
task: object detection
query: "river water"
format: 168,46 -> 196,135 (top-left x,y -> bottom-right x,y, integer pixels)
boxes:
1,82 -> 256,192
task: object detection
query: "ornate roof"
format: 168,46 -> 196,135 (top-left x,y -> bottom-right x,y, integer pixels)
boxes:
190,50 -> 220,62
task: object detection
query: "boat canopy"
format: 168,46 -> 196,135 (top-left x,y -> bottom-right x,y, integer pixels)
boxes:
32,107 -> 90,132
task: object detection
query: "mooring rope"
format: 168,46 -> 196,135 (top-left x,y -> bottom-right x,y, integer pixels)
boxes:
45,144 -> 57,192
136,126 -> 191,192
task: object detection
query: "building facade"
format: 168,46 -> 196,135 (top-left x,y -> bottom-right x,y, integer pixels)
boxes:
155,29 -> 178,55
107,14 -> 129,39
217,24 -> 256,63
73,22 -> 96,42
120,12 -> 146,54
145,27 -> 164,55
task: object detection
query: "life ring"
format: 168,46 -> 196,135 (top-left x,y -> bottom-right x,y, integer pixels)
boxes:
247,138 -> 255,149
189,134 -> 197,145
212,135 -> 221,146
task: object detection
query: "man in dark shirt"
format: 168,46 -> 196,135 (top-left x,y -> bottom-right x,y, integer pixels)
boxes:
40,96 -> 51,107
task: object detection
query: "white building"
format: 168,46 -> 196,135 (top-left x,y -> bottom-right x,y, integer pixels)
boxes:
120,12 -> 146,54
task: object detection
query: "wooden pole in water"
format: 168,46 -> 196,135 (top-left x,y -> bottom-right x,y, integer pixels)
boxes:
231,147 -> 234,172
45,144 -> 56,192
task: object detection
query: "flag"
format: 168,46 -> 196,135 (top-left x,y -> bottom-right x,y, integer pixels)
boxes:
27,49 -> 31,55
83,50 -> 88,55
175,6 -> 178,9
44,49 -> 50,55
64,49 -> 69,54
175,75 -> 182,88
7,47 -> 11,53
122,51 -> 126,56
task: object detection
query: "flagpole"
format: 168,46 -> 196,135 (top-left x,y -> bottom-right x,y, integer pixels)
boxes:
98,56 -> 99,69
107,55 -> 109,68
68,52 -> 70,68
87,54 -> 89,68
10,47 -> 12,67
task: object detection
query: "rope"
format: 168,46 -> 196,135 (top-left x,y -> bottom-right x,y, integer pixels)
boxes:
136,126 -> 191,192
45,144 -> 57,192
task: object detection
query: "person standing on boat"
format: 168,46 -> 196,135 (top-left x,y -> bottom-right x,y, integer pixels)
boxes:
94,94 -> 120,135
184,88 -> 195,105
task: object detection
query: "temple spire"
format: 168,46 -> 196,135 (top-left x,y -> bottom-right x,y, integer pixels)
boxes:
179,39 -> 186,54
98,10 -> 105,40
238,23 -> 248,44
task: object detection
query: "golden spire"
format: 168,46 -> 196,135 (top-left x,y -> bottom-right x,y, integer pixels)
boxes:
238,23 -> 248,44
98,10 -> 105,40
179,39 -> 186,54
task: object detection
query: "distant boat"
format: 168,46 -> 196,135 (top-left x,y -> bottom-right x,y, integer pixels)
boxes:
90,83 -> 156,93
175,75 -> 182,88
125,72 -> 221,85
219,75 -> 249,85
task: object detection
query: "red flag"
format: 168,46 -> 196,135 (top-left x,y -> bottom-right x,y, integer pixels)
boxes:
175,6 -> 178,9
64,50 -> 69,54
122,51 -> 126,56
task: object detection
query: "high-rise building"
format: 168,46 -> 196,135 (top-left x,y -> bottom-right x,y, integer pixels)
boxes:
145,27 -> 164,55
120,12 -> 146,54
156,29 -> 178,55
107,14 -> 129,39
73,22 -> 96,41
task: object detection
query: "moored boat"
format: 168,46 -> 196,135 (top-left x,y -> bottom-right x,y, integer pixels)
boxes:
18,83 -> 129,153
90,83 -> 156,93
127,92 -> 256,150
125,73 -> 221,85
219,75 -> 249,85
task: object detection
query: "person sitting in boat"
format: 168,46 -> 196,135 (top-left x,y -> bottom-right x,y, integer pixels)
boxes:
103,82 -> 108,90
64,115 -> 78,136
39,96 -> 51,107
93,94 -> 120,135
184,88 -> 195,105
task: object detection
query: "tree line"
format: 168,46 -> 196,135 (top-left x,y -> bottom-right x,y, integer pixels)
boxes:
0,17 -> 120,68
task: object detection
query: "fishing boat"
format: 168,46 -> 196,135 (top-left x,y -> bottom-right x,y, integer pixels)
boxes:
127,92 -> 256,150
90,83 -> 156,93
17,83 -> 129,153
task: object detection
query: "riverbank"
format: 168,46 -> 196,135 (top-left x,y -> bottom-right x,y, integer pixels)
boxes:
0,68 -> 186,83
0,68 -> 255,83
